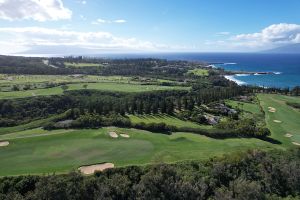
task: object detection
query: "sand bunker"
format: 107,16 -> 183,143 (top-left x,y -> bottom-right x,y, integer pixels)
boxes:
273,120 -> 282,123
79,163 -> 114,175
268,107 -> 276,113
285,133 -> 293,138
120,134 -> 130,138
292,142 -> 300,146
109,132 -> 118,138
0,141 -> 9,147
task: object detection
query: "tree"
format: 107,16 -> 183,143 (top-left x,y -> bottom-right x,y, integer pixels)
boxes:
83,84 -> 88,89
61,85 -> 69,92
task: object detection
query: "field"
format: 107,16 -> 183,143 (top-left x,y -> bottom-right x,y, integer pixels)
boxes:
64,62 -> 103,68
0,74 -> 133,85
0,82 -> 189,99
0,127 -> 277,176
187,68 -> 209,76
258,94 -> 300,146
226,99 -> 263,116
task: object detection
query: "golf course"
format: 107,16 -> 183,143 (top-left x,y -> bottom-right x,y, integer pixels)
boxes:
0,93 -> 299,176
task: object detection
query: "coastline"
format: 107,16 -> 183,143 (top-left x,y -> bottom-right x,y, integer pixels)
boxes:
224,75 -> 247,85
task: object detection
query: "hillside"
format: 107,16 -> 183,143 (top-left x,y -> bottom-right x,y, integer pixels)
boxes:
263,43 -> 300,54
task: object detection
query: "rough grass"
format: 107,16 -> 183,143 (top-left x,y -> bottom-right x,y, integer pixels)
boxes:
188,69 -> 209,76
0,127 -> 277,176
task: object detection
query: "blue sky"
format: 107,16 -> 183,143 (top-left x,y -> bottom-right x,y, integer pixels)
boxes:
0,0 -> 300,54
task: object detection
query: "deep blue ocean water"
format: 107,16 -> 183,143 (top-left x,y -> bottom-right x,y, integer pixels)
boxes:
98,53 -> 300,88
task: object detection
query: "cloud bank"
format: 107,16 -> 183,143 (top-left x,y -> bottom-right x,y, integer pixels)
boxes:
0,0 -> 72,21
0,27 -> 169,54
205,23 -> 300,51
231,23 -> 300,49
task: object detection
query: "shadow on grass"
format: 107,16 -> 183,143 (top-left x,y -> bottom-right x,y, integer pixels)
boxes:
261,137 -> 282,145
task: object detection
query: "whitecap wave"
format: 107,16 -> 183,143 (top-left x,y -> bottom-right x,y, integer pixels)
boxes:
254,73 -> 262,76
235,74 -> 250,77
223,62 -> 237,65
273,72 -> 282,75
224,75 -> 246,85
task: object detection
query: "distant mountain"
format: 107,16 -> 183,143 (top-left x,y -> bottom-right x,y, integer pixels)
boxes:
263,43 -> 300,54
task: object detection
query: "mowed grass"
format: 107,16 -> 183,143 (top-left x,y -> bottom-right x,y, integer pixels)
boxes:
0,127 -> 278,176
226,100 -> 263,115
258,94 -> 300,146
129,114 -> 212,129
0,82 -> 189,99
188,68 -> 209,76
64,62 -> 103,68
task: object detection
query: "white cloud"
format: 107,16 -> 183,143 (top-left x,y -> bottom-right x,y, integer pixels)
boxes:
231,23 -> 300,49
0,0 -> 72,21
205,23 -> 300,51
92,18 -> 127,25
0,27 -> 171,54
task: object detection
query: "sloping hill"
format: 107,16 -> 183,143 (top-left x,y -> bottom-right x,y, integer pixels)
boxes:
263,43 -> 300,54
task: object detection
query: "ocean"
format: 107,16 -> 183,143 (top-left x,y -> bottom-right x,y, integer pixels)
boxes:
99,53 -> 300,89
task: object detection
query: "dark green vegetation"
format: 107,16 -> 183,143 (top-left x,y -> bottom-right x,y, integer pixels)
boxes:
1,149 -> 300,200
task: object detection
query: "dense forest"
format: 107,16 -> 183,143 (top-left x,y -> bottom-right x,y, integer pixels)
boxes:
1,149 -> 300,200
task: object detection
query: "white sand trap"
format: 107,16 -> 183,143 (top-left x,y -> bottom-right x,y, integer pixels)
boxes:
273,120 -> 282,123
292,142 -> 300,146
0,141 -> 9,147
109,132 -> 118,138
79,163 -> 114,175
268,107 -> 276,113
285,133 -> 293,138
120,134 -> 130,138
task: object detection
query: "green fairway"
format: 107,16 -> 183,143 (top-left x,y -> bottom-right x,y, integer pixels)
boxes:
64,62 -> 103,68
0,127 -> 278,176
129,114 -> 212,129
258,94 -> 300,146
187,68 -> 209,76
226,100 -> 263,115
0,82 -> 189,99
